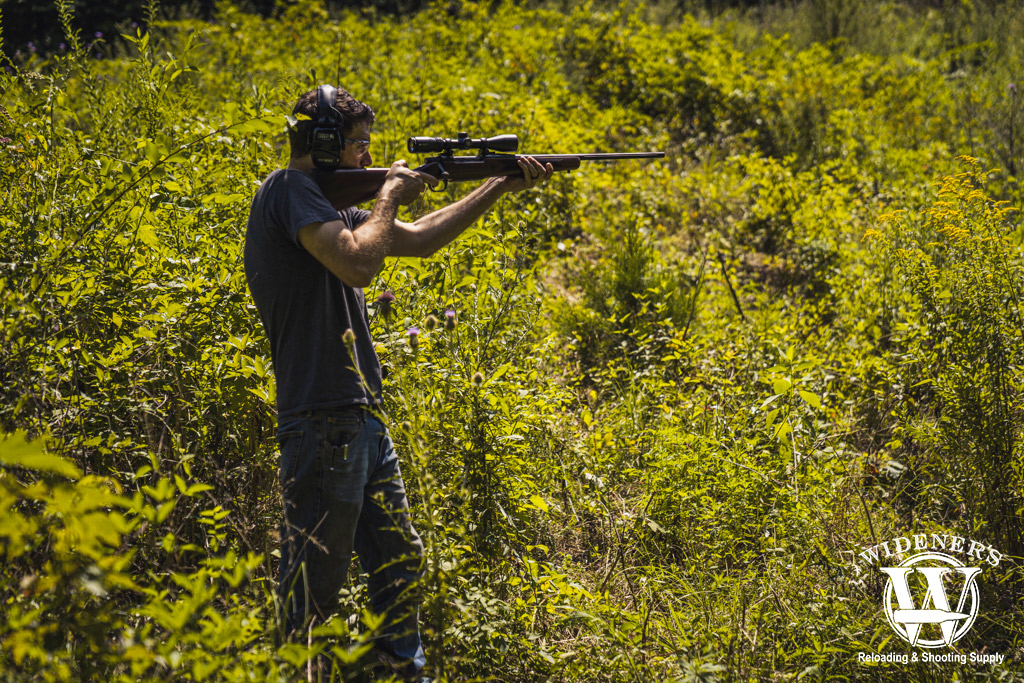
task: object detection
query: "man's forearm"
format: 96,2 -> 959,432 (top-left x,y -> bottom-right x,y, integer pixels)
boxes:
351,192 -> 401,277
391,178 -> 508,258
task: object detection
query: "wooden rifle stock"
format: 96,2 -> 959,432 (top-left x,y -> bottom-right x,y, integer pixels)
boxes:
314,152 -> 664,211
313,167 -> 390,210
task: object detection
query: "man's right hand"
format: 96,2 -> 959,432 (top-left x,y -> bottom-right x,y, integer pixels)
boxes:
381,160 -> 438,206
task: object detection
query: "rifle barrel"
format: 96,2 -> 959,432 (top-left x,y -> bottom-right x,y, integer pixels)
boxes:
578,152 -> 665,160
529,152 -> 665,162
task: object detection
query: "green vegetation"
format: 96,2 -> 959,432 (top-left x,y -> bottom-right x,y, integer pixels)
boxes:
2,0 -> 1023,680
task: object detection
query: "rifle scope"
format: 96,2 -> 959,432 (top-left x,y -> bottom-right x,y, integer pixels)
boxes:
408,133 -> 519,155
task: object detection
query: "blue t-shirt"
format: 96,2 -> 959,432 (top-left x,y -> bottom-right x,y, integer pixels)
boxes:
244,169 -> 382,417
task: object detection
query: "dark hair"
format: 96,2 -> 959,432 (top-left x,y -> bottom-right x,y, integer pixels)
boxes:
288,86 -> 375,159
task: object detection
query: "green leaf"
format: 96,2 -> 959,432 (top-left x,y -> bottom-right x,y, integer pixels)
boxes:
229,117 -> 276,135
138,224 -> 160,247
798,390 -> 821,409
0,432 -> 81,479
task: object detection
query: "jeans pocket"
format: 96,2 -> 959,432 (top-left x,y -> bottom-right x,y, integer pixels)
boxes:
323,415 -> 363,472
277,430 -> 304,486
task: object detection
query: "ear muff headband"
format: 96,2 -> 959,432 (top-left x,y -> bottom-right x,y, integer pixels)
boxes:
310,84 -> 344,170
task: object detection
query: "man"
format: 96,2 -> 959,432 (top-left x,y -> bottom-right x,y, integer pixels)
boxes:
243,85 -> 551,680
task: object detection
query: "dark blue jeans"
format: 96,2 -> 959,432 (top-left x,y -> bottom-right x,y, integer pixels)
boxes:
276,406 -> 425,670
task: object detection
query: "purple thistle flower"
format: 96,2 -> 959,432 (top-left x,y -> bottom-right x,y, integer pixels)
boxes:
444,309 -> 457,330
375,290 -> 395,318
1010,83 -> 1018,94
408,326 -> 420,348
95,31 -> 103,39
28,42 -> 36,53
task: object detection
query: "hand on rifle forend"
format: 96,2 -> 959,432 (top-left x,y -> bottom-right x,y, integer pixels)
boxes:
499,156 -> 554,194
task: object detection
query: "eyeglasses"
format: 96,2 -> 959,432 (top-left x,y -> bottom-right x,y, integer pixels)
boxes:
345,137 -> 371,154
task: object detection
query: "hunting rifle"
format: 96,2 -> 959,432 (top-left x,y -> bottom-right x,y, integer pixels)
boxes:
314,133 -> 665,210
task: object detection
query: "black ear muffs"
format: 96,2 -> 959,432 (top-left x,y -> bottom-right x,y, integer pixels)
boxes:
310,85 -> 344,169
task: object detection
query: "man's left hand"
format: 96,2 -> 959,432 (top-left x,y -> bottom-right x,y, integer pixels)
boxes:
500,156 -> 554,194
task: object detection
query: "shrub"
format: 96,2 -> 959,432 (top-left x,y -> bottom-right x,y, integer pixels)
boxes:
872,158 -> 1024,559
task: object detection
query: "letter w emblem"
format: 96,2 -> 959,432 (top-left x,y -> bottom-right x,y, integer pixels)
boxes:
880,564 -> 982,646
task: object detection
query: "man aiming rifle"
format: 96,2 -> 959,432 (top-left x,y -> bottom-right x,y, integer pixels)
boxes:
243,84 -> 552,681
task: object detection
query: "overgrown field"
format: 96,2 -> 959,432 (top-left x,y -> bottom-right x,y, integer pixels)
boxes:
2,1 -> 1024,680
